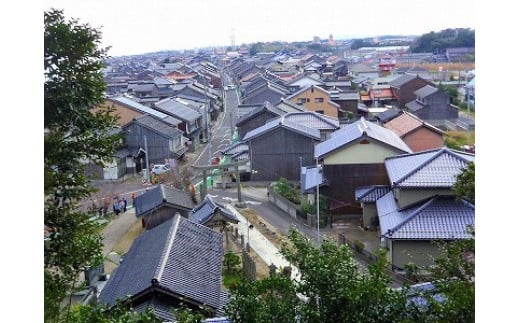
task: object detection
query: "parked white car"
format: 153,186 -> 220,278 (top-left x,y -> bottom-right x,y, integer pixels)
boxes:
151,164 -> 171,175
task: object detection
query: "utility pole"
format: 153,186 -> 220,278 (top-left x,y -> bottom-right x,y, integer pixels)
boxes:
144,135 -> 150,183
316,157 -> 320,244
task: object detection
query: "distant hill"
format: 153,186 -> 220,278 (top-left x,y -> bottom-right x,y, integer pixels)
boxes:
410,28 -> 475,53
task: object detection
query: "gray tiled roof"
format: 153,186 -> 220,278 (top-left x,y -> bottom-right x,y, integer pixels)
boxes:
190,195 -> 239,226
414,85 -> 438,98
154,98 -> 202,122
221,142 -> 248,155
243,117 -> 320,141
385,148 -> 475,188
377,192 -> 474,240
314,117 -> 412,158
134,185 -> 195,217
388,74 -> 417,87
99,214 -> 224,310
405,100 -> 424,112
283,112 -> 340,130
132,115 -> 183,138
108,96 -> 170,120
236,102 -> 284,127
355,185 -> 390,203
375,108 -> 402,123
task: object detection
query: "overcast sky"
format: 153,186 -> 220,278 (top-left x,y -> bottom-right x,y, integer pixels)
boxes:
44,0 -> 475,56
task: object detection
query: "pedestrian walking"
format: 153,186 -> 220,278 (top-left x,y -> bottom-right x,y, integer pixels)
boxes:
119,199 -> 126,214
123,198 -> 128,213
131,192 -> 136,207
113,198 -> 120,216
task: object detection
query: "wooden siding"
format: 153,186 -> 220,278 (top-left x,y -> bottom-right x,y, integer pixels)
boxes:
394,78 -> 431,110
142,206 -> 191,230
237,111 -> 279,139
249,128 -> 318,181
321,163 -> 389,214
414,91 -> 458,122
124,123 -> 174,165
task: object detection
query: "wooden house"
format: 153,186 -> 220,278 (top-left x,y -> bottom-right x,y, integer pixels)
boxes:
242,117 -> 321,182
405,85 -> 459,128
134,184 -> 196,230
286,85 -> 340,118
389,74 -> 432,110
314,117 -> 412,216
383,111 -> 446,152
98,214 -> 225,320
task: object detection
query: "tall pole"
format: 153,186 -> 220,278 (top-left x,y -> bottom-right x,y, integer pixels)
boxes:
144,135 -> 150,183
316,157 -> 320,244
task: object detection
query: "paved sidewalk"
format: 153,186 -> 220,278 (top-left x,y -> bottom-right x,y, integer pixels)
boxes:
225,204 -> 301,282
100,207 -> 139,257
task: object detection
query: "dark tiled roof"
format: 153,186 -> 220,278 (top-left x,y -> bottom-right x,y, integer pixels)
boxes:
414,85 -> 438,98
132,115 -> 183,138
388,74 -> 417,87
236,102 -> 284,127
134,185 -> 195,217
154,98 -> 202,123
405,100 -> 424,112
243,117 -> 321,142
385,148 -> 475,188
377,192 -> 474,240
99,215 -> 224,310
221,142 -> 248,156
190,195 -> 239,226
283,112 -> 340,130
374,108 -> 402,123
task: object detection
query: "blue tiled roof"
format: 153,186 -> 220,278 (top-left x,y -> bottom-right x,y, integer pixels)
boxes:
314,117 -> 412,158
99,215 -> 224,310
377,192 -> 474,240
385,148 -> 475,188
190,195 -> 239,225
355,185 -> 390,203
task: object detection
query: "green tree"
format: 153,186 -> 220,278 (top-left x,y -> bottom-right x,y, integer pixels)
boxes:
414,229 -> 475,323
44,8 -> 120,322
226,229 -> 413,322
453,162 -> 475,204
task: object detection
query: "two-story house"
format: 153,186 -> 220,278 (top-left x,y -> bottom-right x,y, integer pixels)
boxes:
286,85 -> 341,118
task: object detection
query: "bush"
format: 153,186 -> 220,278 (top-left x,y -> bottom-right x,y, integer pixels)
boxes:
274,178 -> 300,204
301,202 -> 315,215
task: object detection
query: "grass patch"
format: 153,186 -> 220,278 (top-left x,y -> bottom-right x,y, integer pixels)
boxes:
223,270 -> 242,289
445,130 -> 475,149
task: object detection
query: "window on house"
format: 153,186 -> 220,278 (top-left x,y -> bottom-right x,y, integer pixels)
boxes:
316,110 -> 324,115
315,97 -> 324,103
298,98 -> 306,104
